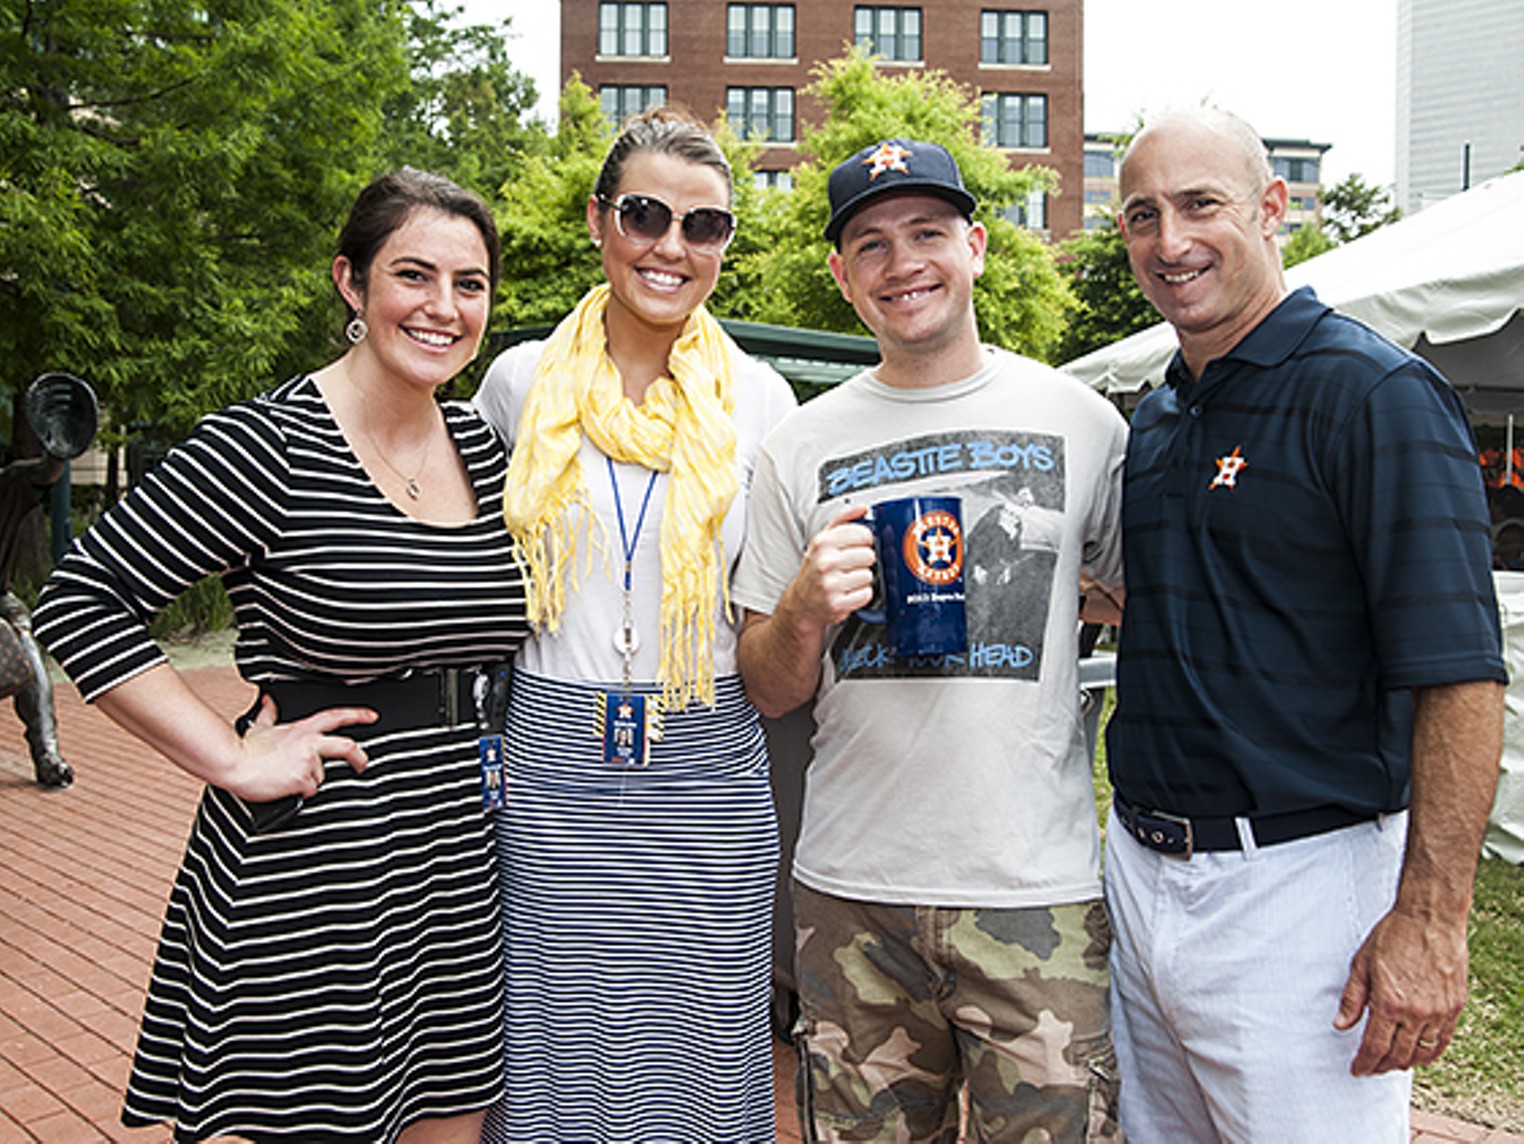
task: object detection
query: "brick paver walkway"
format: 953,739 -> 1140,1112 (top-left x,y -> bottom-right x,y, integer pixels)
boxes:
0,661 -> 1513,1142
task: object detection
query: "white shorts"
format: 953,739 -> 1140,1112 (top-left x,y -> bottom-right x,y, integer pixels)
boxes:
1104,807 -> 1411,1143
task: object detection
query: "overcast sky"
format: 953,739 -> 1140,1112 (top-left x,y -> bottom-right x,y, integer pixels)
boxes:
478,0 -> 1398,188
1084,0 -> 1397,186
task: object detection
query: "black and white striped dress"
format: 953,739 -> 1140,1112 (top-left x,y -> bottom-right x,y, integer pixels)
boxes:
33,376 -> 528,1142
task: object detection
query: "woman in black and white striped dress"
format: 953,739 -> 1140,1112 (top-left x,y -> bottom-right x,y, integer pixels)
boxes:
33,170 -> 527,1143
473,110 -> 796,1141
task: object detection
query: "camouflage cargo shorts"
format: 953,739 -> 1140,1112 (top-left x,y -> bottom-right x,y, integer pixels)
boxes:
792,882 -> 1122,1143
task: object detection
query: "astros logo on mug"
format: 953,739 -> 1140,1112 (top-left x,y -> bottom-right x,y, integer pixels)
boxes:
857,494 -> 968,658
904,509 -> 964,586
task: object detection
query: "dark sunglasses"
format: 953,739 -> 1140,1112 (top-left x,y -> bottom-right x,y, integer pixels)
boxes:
599,193 -> 737,251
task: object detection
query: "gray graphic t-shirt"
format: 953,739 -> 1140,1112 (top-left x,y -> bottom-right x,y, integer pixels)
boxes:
734,350 -> 1127,907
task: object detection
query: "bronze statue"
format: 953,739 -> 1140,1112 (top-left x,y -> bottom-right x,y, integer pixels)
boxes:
2,373 -> 98,787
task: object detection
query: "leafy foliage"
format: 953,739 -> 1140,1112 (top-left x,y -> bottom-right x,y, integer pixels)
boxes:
1,0 -> 550,448
1279,221 -> 1337,269
1053,219 -> 1155,364
1,0 -> 416,438
732,49 -> 1073,361
381,0 -> 544,197
1279,173 -> 1401,271
491,76 -> 613,327
705,117 -> 770,321
1320,173 -> 1402,243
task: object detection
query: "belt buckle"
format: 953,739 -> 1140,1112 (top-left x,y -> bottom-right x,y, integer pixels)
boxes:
1130,805 -> 1194,858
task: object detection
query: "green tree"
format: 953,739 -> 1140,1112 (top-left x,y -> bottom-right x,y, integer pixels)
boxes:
704,117 -> 770,320
1280,221 -> 1337,269
381,0 -> 544,198
731,49 -> 1073,361
1053,219 -> 1156,363
1277,173 -> 1399,270
1,0 -> 414,441
491,75 -> 613,327
1320,173 -> 1401,243
1047,128 -> 1156,364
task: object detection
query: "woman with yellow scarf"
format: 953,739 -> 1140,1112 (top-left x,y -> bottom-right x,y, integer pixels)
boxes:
474,108 -> 796,1141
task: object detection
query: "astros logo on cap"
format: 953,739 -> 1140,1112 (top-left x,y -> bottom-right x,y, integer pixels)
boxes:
864,141 -> 913,181
903,509 -> 964,586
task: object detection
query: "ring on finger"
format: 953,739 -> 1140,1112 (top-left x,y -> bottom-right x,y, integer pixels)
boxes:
1417,1036 -> 1440,1049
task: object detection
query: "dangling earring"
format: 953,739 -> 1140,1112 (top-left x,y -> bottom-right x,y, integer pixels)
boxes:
345,316 -> 368,345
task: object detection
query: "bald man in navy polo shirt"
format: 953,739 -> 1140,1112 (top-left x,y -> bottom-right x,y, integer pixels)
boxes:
1106,107 -> 1505,1142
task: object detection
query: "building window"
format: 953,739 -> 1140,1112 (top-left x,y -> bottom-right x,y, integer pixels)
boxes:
727,87 -> 794,142
1084,150 -> 1115,178
981,93 -> 1047,149
600,2 -> 668,57
980,10 -> 1046,65
1004,190 -> 1048,231
754,169 -> 795,191
728,4 -> 794,58
1273,155 -> 1320,183
601,85 -> 668,125
854,6 -> 921,62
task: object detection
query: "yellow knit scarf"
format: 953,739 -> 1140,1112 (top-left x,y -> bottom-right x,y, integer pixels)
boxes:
502,284 -> 739,710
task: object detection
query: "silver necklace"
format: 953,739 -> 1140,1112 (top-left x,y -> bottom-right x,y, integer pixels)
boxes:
349,374 -> 437,500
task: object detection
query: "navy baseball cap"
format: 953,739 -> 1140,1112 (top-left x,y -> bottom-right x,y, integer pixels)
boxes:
823,138 -> 978,245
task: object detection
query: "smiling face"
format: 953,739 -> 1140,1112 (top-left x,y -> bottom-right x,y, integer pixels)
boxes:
334,207 -> 492,392
1119,115 -> 1289,375
589,149 -> 730,340
827,192 -> 988,387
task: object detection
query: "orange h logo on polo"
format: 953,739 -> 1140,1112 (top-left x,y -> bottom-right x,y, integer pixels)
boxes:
1210,445 -> 1249,490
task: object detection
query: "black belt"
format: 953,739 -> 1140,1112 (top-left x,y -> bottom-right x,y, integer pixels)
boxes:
238,665 -> 511,832
1114,792 -> 1377,859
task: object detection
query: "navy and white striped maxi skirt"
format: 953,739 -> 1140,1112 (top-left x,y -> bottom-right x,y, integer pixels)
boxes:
482,671 -> 778,1143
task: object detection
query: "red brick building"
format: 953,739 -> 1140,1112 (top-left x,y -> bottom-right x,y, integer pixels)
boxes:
562,0 -> 1085,239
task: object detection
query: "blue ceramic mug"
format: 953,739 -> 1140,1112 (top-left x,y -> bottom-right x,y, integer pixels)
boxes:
857,495 -> 968,657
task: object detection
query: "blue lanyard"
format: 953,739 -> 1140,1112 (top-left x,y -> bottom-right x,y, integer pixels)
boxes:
607,455 -> 659,591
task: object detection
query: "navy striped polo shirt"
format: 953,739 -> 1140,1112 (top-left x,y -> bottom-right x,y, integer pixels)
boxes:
1108,287 -> 1505,818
